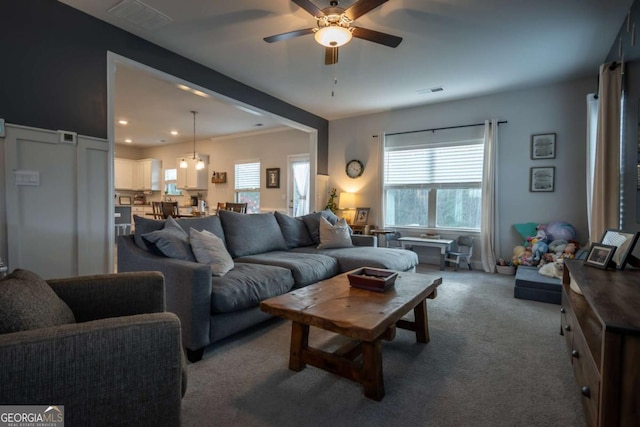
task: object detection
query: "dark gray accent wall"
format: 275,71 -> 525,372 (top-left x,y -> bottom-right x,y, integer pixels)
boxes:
0,1 -> 329,173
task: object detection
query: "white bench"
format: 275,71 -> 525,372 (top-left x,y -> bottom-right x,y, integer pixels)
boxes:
398,237 -> 454,270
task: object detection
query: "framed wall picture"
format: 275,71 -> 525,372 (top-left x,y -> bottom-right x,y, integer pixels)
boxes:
354,207 -> 370,225
584,243 -> 617,269
266,168 -> 280,188
118,196 -> 131,205
530,166 -> 555,192
531,133 -> 556,159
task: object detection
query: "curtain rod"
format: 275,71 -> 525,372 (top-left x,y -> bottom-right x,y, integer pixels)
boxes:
385,120 -> 508,137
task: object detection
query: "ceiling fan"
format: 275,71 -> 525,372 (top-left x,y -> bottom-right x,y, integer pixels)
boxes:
264,0 -> 402,65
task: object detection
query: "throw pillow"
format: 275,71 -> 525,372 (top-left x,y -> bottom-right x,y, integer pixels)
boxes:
0,269 -> 76,334
190,229 -> 234,276
142,216 -> 196,261
274,211 -> 314,249
318,217 -> 353,249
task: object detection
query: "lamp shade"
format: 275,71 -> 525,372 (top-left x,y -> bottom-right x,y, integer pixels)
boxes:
314,26 -> 352,47
339,192 -> 356,210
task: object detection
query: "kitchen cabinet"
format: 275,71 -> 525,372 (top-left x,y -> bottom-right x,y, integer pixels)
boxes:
115,158 -> 161,191
176,154 -> 209,190
114,158 -> 134,190
133,159 -> 162,191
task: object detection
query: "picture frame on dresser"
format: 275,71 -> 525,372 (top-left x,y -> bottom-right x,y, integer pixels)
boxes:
598,229 -> 640,270
584,243 -> 616,269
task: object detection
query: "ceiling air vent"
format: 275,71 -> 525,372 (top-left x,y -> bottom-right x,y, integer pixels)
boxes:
108,0 -> 173,31
416,87 -> 445,95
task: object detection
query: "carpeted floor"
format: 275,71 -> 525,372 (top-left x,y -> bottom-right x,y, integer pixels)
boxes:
180,265 -> 585,427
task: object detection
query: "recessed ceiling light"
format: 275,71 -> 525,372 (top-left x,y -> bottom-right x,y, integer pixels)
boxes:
192,90 -> 210,98
118,120 -> 128,125
177,84 -> 190,91
171,130 -> 178,136
125,138 -> 132,143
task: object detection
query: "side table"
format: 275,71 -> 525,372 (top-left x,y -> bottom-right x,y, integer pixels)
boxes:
370,229 -> 395,247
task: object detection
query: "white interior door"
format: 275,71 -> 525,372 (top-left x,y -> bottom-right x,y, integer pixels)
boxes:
288,154 -> 310,216
3,124 -> 110,278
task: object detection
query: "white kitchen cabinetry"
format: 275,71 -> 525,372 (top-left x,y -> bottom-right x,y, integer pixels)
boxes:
114,158 -> 135,190
176,154 -> 209,190
131,205 -> 153,230
115,158 -> 161,191
133,159 -> 162,191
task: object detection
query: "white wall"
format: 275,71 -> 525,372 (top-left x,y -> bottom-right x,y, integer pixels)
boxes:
118,128 -> 310,212
328,77 -> 593,260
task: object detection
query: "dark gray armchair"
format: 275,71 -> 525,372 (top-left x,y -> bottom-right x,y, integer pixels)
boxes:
0,271 -> 184,426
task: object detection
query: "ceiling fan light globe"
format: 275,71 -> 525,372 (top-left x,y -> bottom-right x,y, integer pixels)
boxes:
314,26 -> 352,47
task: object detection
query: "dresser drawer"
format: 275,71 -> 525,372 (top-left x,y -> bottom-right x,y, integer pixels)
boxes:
560,289 -> 575,361
571,322 -> 600,427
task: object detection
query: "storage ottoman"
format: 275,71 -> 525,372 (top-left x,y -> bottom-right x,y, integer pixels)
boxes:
513,266 -> 561,304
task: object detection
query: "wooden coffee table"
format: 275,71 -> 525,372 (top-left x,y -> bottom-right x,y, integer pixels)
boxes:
260,270 -> 442,400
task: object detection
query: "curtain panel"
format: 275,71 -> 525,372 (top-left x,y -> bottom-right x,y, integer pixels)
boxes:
589,62 -> 622,243
480,119 -> 499,272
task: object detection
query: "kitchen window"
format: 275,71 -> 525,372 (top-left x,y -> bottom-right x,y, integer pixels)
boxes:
383,127 -> 484,231
164,168 -> 182,195
235,160 -> 260,213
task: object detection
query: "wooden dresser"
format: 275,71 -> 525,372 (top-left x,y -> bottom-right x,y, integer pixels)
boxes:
561,260 -> 640,426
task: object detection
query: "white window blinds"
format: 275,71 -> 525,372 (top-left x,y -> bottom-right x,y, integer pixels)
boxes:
235,161 -> 260,190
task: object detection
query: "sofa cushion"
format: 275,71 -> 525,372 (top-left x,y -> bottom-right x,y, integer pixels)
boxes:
0,269 -> 76,334
134,215 -> 226,252
235,251 -> 340,288
176,215 -> 226,244
219,210 -> 287,258
210,263 -> 294,313
190,229 -> 234,276
133,215 -> 165,251
302,210 -> 345,245
274,211 -> 314,249
291,246 -> 419,273
318,217 -> 353,249
142,216 -> 196,262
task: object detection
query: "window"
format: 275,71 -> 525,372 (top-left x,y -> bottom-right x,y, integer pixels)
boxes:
383,128 -> 484,230
164,168 -> 181,195
235,160 -> 260,213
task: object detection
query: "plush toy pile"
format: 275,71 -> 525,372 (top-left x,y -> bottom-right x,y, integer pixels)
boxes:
511,221 -> 579,269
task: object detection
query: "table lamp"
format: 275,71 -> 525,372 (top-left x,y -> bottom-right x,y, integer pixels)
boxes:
339,192 -> 356,223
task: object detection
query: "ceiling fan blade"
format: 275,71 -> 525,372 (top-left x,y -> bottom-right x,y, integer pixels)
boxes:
264,28 -> 316,43
344,0 -> 389,21
325,47 -> 338,65
352,26 -> 402,47
291,0 -> 324,18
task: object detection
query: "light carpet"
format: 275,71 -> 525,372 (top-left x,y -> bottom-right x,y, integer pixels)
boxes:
181,265 -> 585,427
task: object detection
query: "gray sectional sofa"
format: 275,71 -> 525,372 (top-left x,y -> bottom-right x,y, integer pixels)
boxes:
117,209 -> 418,362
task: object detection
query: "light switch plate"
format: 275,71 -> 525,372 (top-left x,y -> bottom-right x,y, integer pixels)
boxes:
14,170 -> 40,186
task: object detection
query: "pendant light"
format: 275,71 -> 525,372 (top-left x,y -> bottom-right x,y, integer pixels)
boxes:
189,110 -> 205,171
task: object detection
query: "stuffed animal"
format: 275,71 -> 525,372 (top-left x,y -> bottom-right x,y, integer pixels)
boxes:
532,241 -> 549,263
512,245 -> 526,265
548,239 -> 568,254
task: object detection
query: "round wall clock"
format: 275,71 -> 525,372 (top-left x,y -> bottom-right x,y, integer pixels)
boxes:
346,159 -> 364,178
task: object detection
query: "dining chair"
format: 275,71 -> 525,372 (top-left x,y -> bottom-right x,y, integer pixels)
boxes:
224,202 -> 247,213
151,202 -> 164,219
161,201 -> 180,219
